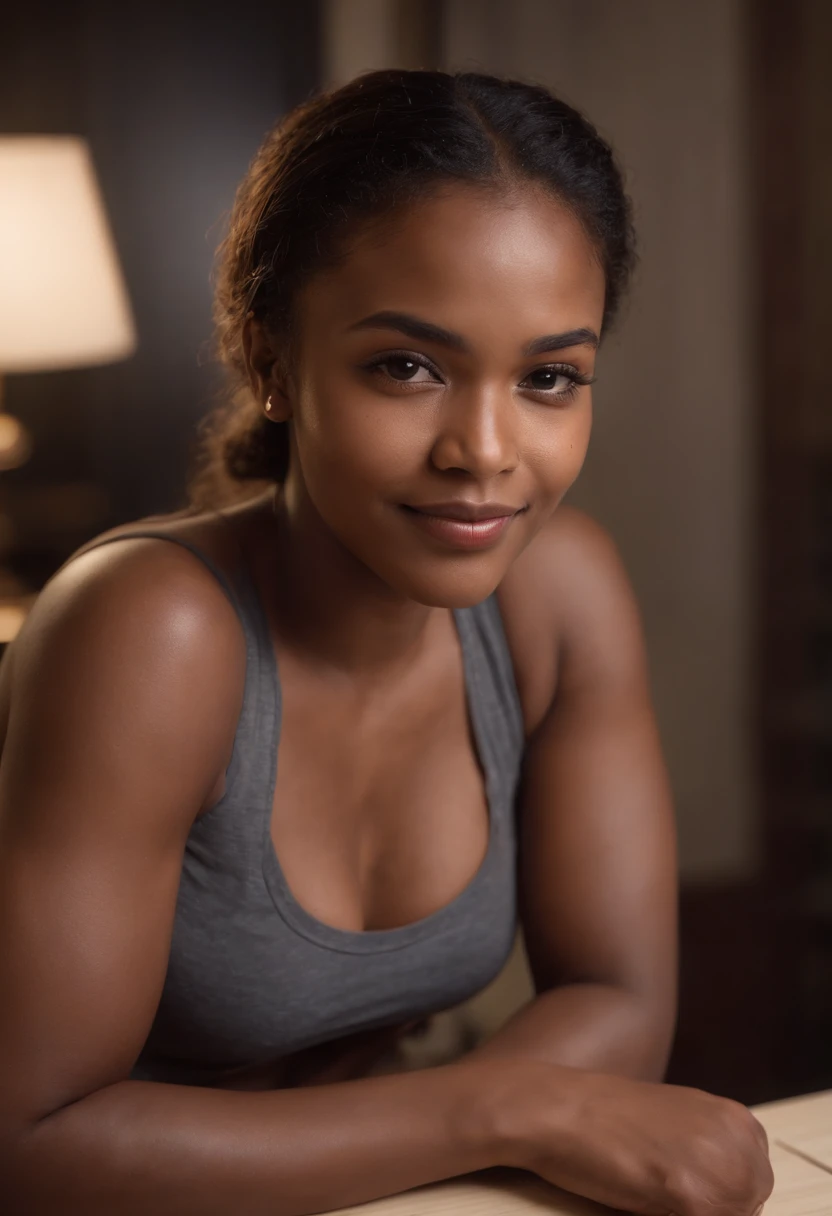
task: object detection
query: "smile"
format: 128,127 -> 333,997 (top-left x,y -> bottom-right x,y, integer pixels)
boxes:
399,502 -> 526,551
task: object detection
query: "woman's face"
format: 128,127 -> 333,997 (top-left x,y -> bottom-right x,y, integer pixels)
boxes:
281,185 -> 605,608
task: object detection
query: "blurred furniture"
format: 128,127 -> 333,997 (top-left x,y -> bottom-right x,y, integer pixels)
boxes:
753,0 -> 832,1099
323,1090 -> 832,1215
0,135 -> 136,643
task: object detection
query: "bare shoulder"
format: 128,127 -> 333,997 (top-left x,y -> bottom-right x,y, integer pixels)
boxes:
17,515 -> 244,673
498,505 -> 646,733
2,515 -> 247,812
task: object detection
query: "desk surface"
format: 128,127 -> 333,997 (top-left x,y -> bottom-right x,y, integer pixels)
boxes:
755,1090 -> 832,1215
329,1090 -> 832,1216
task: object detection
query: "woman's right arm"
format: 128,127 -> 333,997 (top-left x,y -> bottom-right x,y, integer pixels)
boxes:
0,541 -> 502,1215
0,541 -> 773,1216
0,542 -> 504,1216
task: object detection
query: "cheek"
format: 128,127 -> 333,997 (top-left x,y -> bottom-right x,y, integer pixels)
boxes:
525,400 -> 593,495
294,378 -> 428,497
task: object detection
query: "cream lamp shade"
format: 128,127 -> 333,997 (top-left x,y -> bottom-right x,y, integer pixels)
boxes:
0,135 -> 136,372
0,136 -> 136,644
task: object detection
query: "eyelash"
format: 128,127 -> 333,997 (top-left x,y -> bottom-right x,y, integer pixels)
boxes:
362,349 -> 595,402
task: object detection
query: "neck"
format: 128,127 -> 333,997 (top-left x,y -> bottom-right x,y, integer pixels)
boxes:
248,485 -> 442,676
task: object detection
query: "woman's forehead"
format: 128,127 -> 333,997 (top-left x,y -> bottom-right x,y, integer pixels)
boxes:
298,186 -> 606,348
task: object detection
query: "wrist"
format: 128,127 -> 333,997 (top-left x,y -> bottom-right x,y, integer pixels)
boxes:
449,1055 -> 584,1172
437,1057 -> 509,1171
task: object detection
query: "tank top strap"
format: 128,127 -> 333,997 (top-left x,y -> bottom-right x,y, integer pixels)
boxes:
454,593 -> 525,812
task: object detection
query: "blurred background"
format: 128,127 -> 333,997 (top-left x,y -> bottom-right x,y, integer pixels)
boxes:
1,0 -> 830,1106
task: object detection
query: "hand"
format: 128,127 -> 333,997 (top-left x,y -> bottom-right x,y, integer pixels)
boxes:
502,1062 -> 773,1216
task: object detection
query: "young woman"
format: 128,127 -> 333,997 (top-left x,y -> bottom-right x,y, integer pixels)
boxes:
0,70 -> 771,1216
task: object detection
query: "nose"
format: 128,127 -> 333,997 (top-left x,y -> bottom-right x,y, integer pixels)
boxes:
430,386 -> 518,479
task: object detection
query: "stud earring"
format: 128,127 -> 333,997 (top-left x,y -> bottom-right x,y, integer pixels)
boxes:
265,396 -> 273,414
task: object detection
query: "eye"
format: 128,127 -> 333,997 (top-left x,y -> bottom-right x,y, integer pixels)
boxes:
382,356 -> 432,382
520,363 -> 594,399
524,367 -> 575,394
364,351 -> 444,386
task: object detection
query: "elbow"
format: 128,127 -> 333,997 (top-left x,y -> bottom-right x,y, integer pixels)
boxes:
584,978 -> 677,1082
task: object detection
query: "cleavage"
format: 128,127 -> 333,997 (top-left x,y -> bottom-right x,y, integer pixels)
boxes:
269,629 -> 489,933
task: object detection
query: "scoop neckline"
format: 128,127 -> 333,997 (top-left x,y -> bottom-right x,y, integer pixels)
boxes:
250,587 -> 501,956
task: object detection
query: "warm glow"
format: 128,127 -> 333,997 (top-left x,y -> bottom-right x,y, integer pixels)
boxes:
0,602 -> 26,644
0,412 -> 32,469
0,136 -> 137,372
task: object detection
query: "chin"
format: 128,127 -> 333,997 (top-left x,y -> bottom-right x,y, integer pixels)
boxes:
385,556 -> 510,610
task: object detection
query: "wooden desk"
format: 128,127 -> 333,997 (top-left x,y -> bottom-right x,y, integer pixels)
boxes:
328,1091 -> 832,1216
755,1090 -> 832,1215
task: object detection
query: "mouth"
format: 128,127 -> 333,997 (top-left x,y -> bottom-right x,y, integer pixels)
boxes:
398,501 -> 528,551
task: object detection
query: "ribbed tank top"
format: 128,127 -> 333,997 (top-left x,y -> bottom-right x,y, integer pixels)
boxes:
80,531 -> 525,1087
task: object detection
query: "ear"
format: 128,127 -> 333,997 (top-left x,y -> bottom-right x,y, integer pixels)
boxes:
241,314 -> 292,422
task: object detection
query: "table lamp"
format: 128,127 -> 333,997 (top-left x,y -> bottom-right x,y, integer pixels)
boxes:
0,135 -> 137,642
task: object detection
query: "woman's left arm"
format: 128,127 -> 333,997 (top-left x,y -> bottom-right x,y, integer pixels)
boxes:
478,509 -> 677,1081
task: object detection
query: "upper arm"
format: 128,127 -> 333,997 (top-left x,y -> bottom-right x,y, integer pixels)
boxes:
500,510 -> 677,1030
0,543 -> 245,1136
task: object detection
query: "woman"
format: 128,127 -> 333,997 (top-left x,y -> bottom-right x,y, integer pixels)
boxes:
0,70 -> 772,1215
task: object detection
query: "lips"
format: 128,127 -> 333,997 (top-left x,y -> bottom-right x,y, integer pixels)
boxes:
399,501 -> 526,551
405,501 -> 521,521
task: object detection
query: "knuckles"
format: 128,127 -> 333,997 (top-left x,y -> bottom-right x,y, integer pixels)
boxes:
663,1099 -> 774,1216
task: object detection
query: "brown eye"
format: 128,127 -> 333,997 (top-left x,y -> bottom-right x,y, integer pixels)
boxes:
384,357 -> 421,381
525,367 -> 573,393
367,354 -> 441,385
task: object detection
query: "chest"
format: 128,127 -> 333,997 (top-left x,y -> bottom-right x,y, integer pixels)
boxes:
140,597 -> 526,1077
270,635 -> 489,932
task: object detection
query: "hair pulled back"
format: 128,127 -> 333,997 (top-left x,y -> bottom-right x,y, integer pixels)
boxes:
192,69 -> 635,505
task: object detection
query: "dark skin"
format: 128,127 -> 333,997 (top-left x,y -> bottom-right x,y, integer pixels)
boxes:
0,186 -> 772,1215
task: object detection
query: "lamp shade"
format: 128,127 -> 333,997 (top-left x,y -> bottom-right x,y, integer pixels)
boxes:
0,136 -> 136,373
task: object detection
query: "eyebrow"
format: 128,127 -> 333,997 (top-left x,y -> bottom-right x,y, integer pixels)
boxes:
524,328 -> 599,355
348,310 -> 599,356
349,311 -> 470,351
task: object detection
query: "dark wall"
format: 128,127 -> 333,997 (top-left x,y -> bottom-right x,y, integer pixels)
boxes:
1,2 -> 320,585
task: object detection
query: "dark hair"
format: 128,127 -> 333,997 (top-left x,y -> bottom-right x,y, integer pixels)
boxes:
191,69 -> 635,505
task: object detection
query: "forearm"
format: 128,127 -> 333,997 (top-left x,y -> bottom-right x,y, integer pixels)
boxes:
5,1060 -> 506,1216
471,983 -> 674,1081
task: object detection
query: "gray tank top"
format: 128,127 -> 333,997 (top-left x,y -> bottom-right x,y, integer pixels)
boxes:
82,532 -> 525,1087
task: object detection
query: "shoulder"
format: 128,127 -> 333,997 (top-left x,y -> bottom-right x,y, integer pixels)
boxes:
498,505 -> 645,733
30,514 -> 244,658
5,516 -> 247,789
